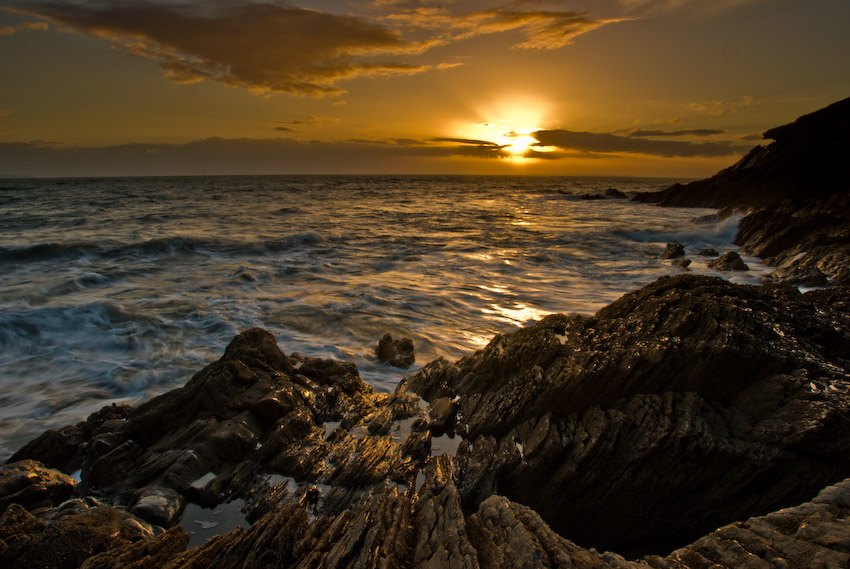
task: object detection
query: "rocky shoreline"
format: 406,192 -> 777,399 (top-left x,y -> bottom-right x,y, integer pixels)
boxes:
636,96 -> 850,287
3,274 -> 850,568
4,99 -> 850,568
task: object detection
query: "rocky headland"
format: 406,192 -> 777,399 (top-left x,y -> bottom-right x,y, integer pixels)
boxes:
635,96 -> 850,286
4,99 -> 850,568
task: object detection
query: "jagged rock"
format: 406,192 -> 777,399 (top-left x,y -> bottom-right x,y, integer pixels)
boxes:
656,478 -> 850,569
735,193 -> 850,285
80,527 -> 189,569
5,284 -> 850,568
671,258 -> 691,269
376,334 -> 415,369
707,251 -> 749,271
661,243 -> 685,259
132,486 -> 184,528
8,404 -> 132,472
605,188 -> 628,199
0,460 -> 76,515
406,275 -> 850,555
0,501 -> 159,569
697,248 -> 719,257
428,397 -> 458,435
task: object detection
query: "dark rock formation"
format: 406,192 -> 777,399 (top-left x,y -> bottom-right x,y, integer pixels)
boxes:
4,278 -> 850,567
376,333 -> 415,369
671,258 -> 691,268
735,193 -> 850,285
406,275 -> 850,555
707,251 -> 749,271
629,98 -> 850,286
633,97 -> 850,209
0,459 -> 76,514
661,242 -> 685,259
605,188 -> 628,199
697,248 -> 719,257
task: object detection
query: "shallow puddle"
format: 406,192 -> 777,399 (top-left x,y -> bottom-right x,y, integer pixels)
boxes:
430,433 -> 461,456
179,498 -> 249,549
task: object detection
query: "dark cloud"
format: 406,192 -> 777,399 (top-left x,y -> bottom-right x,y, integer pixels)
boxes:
533,129 -> 750,157
278,116 -> 322,126
739,133 -> 765,141
431,137 -> 506,148
0,135 -> 512,176
273,126 -> 293,132
625,128 -> 725,137
12,1 -> 432,96
523,148 -> 612,160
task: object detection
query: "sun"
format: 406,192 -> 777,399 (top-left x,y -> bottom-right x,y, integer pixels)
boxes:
454,96 -> 553,161
488,126 -> 540,157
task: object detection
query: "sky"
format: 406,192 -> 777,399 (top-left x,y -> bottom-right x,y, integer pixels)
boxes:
0,0 -> 848,177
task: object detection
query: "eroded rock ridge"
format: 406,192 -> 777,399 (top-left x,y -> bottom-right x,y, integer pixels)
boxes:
3,275 -> 850,568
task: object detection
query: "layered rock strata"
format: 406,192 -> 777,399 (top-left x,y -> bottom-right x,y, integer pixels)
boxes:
3,275 -> 850,568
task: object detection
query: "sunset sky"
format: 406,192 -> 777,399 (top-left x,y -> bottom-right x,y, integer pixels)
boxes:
0,0 -> 847,177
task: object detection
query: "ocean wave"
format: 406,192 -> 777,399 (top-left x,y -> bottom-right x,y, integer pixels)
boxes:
259,232 -> 326,252
615,214 -> 742,247
0,242 -> 102,264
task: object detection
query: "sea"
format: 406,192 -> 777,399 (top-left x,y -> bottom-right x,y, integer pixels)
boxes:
0,175 -> 770,460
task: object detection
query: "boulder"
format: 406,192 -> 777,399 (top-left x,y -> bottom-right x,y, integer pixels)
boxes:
661,242 -> 685,259
604,188 -> 628,199
697,248 -> 719,257
376,334 -> 415,369
671,258 -> 691,268
707,251 -> 749,271
0,460 -> 76,515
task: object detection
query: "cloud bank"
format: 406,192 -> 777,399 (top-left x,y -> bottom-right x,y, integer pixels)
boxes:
533,129 -> 750,157
624,128 -> 725,137
0,126 -> 753,177
0,135 -> 515,177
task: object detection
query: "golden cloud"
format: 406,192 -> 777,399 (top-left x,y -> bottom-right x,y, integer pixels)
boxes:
385,5 -> 623,50
12,2 -> 433,96
0,21 -> 48,35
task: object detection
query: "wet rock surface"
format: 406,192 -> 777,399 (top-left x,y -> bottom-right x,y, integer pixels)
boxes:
3,278 -> 850,568
407,274 -> 850,556
706,250 -> 749,271
661,242 -> 685,259
735,193 -> 850,285
376,333 -> 416,369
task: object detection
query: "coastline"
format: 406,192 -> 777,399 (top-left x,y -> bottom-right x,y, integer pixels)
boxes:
3,99 -> 850,568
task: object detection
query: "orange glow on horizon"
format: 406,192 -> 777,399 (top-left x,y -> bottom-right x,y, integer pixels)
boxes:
452,96 -> 553,161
